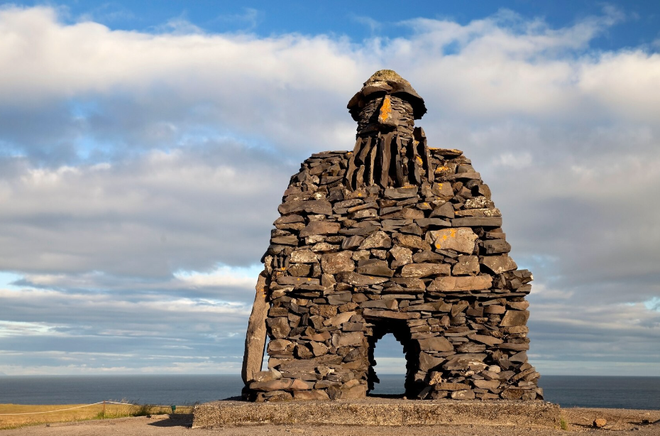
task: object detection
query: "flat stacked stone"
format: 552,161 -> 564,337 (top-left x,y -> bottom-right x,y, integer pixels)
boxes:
242,70 -> 542,403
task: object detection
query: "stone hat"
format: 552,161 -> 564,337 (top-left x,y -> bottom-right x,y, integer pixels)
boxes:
347,69 -> 427,122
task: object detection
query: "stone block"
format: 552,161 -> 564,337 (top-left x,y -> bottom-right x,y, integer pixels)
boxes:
400,263 -> 451,277
451,217 -> 502,227
295,344 -> 313,359
482,254 -> 518,274
268,339 -> 294,354
419,352 -> 445,371
415,218 -> 451,228
321,251 -> 355,274
418,336 -> 454,352
435,382 -> 471,391
428,275 -> 492,292
431,182 -> 454,198
341,235 -> 364,249
508,301 -> 530,310
363,308 -> 421,320
426,228 -> 477,254
484,305 -> 506,314
318,305 -> 338,318
443,354 -> 487,370
451,389 -> 476,400
393,234 -> 431,250
289,249 -> 318,263
279,199 -> 332,216
498,342 -> 529,351
327,291 -> 353,305
500,310 -> 530,327
288,263 -> 312,277
309,341 -> 329,357
468,334 -> 503,346
481,239 -> 511,254
333,331 -> 364,347
300,221 -> 341,237
430,202 -> 455,219
359,231 -> 392,249
384,186 -> 418,199
336,272 -> 389,286
452,255 -> 479,275
357,259 -> 393,277
250,378 -> 293,392
271,235 -> 298,245
389,245 -> 413,268
267,317 -> 291,339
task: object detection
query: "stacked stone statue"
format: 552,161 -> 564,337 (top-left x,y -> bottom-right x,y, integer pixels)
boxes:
241,70 -> 543,402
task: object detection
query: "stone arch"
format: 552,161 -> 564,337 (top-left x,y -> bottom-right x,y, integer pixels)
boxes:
366,318 -> 421,398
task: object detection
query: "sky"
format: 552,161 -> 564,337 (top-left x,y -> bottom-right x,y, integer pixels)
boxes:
0,0 -> 659,378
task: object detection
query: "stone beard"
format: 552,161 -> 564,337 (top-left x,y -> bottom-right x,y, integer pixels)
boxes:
242,70 -> 541,403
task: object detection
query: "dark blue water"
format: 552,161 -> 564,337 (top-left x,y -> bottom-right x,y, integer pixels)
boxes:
370,375 -> 660,410
1,374 -> 659,409
0,375 -> 244,406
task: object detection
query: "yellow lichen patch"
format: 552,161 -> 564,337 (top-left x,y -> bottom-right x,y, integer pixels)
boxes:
379,95 -> 392,123
435,166 -> 449,173
416,156 -> 423,165
435,229 -> 456,249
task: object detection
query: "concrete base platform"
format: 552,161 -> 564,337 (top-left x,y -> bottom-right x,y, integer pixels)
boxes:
192,398 -> 561,429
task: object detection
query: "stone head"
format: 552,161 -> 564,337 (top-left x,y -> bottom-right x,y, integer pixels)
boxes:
347,70 -> 427,136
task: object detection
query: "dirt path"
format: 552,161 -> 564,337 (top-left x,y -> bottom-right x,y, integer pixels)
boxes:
1,408 -> 659,436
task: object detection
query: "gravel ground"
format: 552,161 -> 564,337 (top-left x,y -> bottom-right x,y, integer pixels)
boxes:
1,408 -> 659,436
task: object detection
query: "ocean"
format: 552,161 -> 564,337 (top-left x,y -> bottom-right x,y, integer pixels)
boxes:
1,375 -> 658,409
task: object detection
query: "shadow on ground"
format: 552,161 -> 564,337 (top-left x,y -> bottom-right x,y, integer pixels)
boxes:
148,414 -> 193,428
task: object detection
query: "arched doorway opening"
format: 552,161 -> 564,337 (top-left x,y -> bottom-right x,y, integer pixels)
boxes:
367,319 -> 421,398
369,333 -> 405,397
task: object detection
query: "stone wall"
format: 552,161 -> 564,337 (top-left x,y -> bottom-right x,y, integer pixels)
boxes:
244,147 -> 541,402
242,70 -> 541,402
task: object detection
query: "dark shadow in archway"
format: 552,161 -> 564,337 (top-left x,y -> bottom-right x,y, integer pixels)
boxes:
367,319 -> 421,398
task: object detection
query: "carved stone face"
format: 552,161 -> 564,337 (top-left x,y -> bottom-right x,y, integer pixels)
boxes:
357,94 -> 415,137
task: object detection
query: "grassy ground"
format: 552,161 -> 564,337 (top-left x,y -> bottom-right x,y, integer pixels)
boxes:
0,403 -> 193,429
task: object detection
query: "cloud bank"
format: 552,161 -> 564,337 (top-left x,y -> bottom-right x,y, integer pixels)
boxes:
0,5 -> 658,376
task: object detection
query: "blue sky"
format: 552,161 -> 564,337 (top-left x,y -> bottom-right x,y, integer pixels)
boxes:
0,1 -> 659,378
18,1 -> 660,51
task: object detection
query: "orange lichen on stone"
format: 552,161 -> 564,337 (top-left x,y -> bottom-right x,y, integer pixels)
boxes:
434,229 -> 457,249
379,95 -> 392,123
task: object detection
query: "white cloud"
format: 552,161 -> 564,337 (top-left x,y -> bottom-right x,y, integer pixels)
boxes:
0,145 -> 290,276
0,5 -> 659,375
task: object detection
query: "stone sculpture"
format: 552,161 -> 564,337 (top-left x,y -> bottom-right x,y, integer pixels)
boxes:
241,70 -> 542,402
